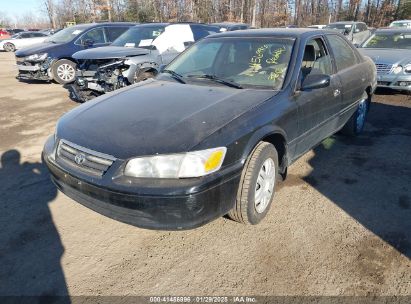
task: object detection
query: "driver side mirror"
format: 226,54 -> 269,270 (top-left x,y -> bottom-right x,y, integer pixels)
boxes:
301,74 -> 330,91
344,28 -> 350,35
82,39 -> 94,47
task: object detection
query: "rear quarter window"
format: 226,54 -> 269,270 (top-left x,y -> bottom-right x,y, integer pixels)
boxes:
326,35 -> 358,71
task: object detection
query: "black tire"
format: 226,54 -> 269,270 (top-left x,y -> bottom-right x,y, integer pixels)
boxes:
228,141 -> 279,225
341,92 -> 370,136
3,43 -> 16,52
52,59 -> 77,84
134,70 -> 156,83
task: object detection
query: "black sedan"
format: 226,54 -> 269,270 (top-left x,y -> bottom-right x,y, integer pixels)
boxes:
43,29 -> 377,230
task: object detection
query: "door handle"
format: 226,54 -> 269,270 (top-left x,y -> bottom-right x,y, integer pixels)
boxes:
333,89 -> 341,97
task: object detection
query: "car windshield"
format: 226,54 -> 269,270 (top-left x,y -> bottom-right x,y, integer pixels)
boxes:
325,24 -> 352,33
111,25 -> 166,48
165,37 -> 295,90
45,26 -> 86,43
362,32 -> 411,49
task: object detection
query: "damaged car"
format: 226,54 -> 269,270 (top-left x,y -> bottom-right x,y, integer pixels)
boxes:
69,23 -> 220,102
43,29 -> 376,230
14,22 -> 135,84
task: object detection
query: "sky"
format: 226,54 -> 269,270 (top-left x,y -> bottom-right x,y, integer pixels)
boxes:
2,0 -> 44,22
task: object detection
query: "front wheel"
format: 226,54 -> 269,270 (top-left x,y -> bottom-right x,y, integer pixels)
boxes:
3,43 -> 16,52
341,92 -> 370,136
228,141 -> 279,225
52,59 -> 76,84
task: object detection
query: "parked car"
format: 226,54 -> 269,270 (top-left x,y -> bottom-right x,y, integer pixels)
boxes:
359,28 -> 411,91
325,21 -> 371,45
0,31 -> 48,52
5,29 -> 24,35
0,29 -> 10,39
307,25 -> 327,29
14,22 -> 135,84
212,22 -> 250,32
389,20 -> 411,28
69,23 -> 220,102
43,28 -> 376,230
39,28 -> 62,36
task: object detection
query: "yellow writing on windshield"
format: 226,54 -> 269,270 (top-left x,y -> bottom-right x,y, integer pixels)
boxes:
266,47 -> 286,64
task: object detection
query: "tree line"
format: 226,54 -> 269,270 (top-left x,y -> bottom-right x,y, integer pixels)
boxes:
1,0 -> 410,29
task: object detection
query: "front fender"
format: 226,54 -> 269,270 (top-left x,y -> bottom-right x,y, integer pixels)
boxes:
241,125 -> 289,166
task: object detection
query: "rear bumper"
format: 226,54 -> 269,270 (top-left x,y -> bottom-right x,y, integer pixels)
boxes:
43,137 -> 241,230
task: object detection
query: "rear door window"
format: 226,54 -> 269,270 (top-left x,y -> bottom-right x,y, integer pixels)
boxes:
105,27 -> 130,42
326,35 -> 358,71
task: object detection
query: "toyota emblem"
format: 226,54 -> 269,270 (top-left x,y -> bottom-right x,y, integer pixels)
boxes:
74,153 -> 86,165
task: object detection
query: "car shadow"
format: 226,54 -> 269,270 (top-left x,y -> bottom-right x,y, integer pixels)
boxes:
15,77 -> 52,84
0,150 -> 70,298
300,101 -> 411,259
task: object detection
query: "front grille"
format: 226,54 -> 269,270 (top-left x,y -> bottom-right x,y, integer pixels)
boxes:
56,139 -> 115,177
375,63 -> 393,74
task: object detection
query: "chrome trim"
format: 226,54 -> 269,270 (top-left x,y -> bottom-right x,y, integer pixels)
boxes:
59,139 -> 116,161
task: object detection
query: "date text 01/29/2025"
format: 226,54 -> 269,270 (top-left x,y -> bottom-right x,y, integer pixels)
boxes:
149,296 -> 257,303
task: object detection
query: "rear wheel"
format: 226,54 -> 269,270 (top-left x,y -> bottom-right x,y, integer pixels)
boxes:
228,142 -> 279,225
341,92 -> 370,136
3,43 -> 16,52
52,59 -> 76,84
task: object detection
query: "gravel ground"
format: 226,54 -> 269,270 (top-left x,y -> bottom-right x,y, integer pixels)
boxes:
0,51 -> 410,297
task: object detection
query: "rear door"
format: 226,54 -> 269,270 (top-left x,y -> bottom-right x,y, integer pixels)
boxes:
325,34 -> 365,124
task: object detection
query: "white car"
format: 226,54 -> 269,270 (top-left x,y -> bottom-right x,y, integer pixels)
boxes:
389,20 -> 411,28
0,31 -> 48,52
307,25 -> 327,29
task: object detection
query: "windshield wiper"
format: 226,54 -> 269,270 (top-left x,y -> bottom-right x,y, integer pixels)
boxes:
162,69 -> 185,84
187,74 -> 242,89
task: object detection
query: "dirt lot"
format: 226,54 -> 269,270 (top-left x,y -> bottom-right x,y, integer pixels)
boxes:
0,51 -> 410,297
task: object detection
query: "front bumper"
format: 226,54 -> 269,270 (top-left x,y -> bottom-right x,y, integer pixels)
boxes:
15,58 -> 53,81
43,136 -> 241,230
376,73 -> 411,91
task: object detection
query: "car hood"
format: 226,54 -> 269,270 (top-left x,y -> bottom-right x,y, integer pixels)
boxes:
15,42 -> 58,57
73,46 -> 150,60
57,79 -> 276,159
359,48 -> 411,66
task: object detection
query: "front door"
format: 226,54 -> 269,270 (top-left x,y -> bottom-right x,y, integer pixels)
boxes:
293,37 -> 342,158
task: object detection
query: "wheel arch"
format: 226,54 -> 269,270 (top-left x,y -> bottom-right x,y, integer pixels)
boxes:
242,126 -> 289,176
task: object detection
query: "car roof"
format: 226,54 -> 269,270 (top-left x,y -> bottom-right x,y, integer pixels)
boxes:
329,21 -> 363,24
132,23 -> 169,27
375,28 -> 411,33
68,22 -> 136,30
207,28 -> 335,39
391,20 -> 411,23
213,22 -> 249,26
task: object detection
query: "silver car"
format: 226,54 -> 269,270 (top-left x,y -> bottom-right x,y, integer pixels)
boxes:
325,21 -> 371,45
359,28 -> 411,92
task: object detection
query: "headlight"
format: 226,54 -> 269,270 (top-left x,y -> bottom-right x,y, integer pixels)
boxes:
25,53 -> 48,62
124,147 -> 227,178
392,65 -> 403,74
404,64 -> 411,73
